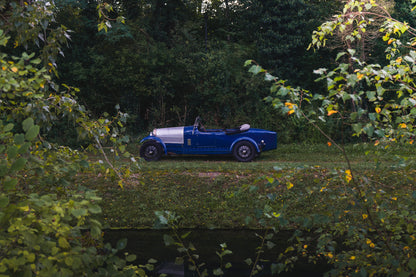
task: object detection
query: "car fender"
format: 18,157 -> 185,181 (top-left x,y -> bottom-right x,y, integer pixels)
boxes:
140,136 -> 167,154
230,137 -> 260,153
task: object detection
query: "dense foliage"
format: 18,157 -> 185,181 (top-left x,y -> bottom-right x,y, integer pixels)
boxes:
0,1 -> 144,276
245,0 -> 416,275
51,0 -> 342,143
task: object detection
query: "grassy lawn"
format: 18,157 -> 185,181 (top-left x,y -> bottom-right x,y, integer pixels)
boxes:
84,143 -> 416,229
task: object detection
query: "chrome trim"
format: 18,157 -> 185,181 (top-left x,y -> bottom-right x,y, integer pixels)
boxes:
154,127 -> 184,144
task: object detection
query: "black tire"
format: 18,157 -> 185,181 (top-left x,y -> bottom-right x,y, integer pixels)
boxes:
233,141 -> 256,162
140,141 -> 163,161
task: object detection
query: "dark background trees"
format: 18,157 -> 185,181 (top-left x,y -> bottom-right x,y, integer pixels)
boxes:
33,0 -> 406,143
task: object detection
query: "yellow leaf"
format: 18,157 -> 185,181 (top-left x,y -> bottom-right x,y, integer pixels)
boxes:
272,212 -> 280,218
287,109 -> 295,115
58,237 -> 70,249
350,256 -> 356,260
118,179 -> 124,189
362,214 -> 368,219
327,253 -> 334,258
399,123 -> 407,129
327,141 -> 332,147
345,170 -> 352,183
374,140 -> 380,146
388,38 -> 394,44
11,67 -> 18,73
357,73 -> 364,80
20,206 -> 30,212
396,57 -> 403,64
375,107 -> 381,114
327,110 -> 338,116
286,182 -> 294,189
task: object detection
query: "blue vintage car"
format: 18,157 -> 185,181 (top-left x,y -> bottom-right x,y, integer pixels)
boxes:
140,117 -> 277,162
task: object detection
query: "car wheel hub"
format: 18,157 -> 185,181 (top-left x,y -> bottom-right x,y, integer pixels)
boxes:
238,146 -> 250,158
146,146 -> 157,157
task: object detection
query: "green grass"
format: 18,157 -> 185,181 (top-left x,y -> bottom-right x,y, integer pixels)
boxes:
84,143 -> 416,229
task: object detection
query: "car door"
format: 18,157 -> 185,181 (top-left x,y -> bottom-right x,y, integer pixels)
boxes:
183,127 -> 216,153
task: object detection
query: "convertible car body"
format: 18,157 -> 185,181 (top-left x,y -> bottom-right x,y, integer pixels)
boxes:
140,117 -> 277,162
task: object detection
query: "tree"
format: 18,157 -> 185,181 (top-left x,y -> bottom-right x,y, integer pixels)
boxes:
0,1 -> 145,275
247,0 -> 416,275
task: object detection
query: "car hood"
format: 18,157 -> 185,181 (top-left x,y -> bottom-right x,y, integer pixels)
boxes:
153,126 -> 184,144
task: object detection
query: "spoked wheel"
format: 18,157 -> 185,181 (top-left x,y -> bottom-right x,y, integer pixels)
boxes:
233,141 -> 256,162
140,141 -> 163,161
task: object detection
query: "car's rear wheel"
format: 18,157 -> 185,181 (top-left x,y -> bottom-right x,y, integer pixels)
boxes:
140,141 -> 163,161
233,141 -> 256,162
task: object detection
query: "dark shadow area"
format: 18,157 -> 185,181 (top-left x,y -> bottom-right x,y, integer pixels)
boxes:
104,229 -> 331,277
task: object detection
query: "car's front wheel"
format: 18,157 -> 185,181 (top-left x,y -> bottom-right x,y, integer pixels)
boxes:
233,141 -> 256,162
140,141 -> 163,161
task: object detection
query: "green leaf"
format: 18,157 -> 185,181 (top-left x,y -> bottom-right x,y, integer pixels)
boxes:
4,177 -> 17,191
244,60 -> 253,67
352,123 -> 362,134
18,142 -> 31,154
175,256 -> 184,265
148,258 -> 157,264
91,225 -> 101,239
116,238 -> 127,250
181,231 -> 191,239
14,134 -> 25,145
22,118 -> 34,132
335,52 -> 346,61
244,258 -> 253,266
71,208 -> 87,217
7,146 -> 18,159
264,73 -> 275,81
363,125 -> 374,137
88,204 -> 102,214
267,241 -> 276,249
25,125 -> 39,141
58,237 -> 70,249
4,123 -> 14,132
248,65 -> 263,75
366,91 -> 376,101
163,234 -> 175,246
79,160 -> 89,168
409,258 -> 416,270
65,257 -> 73,266
0,164 -> 7,177
11,158 -> 27,172
213,268 -> 224,276
126,254 -> 136,262
0,195 -> 9,208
